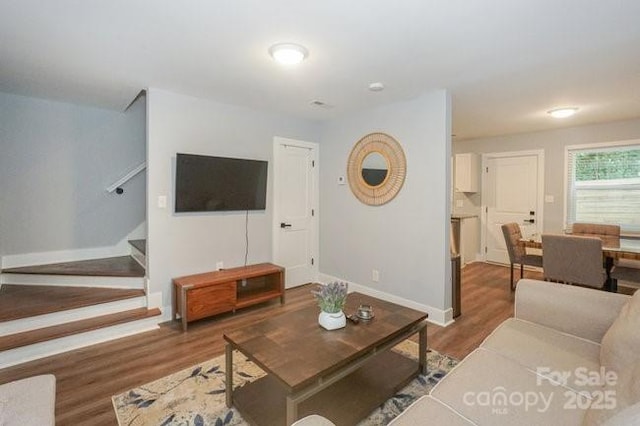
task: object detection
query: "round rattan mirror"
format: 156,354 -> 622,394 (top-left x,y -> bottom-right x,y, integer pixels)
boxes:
347,132 -> 406,206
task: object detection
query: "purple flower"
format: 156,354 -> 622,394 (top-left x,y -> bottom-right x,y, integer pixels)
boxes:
311,281 -> 348,313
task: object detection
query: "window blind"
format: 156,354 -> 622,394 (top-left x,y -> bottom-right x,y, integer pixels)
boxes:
566,143 -> 640,233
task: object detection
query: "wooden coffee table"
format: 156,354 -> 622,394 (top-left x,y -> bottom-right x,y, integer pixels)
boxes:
224,292 -> 428,426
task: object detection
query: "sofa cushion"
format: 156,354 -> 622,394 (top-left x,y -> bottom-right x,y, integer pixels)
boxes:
388,395 -> 476,425
602,401 -> 640,426
583,362 -> 640,426
430,348 -> 588,425
601,290 -> 640,374
482,318 -> 601,396
0,374 -> 56,426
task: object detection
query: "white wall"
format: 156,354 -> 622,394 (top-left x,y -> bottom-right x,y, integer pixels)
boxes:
453,118 -> 640,234
319,91 -> 452,323
146,89 -> 321,308
0,92 -> 146,257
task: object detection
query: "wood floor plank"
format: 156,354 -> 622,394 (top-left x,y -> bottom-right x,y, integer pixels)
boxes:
0,263 -> 531,426
0,285 -> 145,322
2,256 -> 145,277
0,308 -> 161,351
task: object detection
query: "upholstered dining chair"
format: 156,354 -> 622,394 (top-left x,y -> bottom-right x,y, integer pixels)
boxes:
541,234 -> 607,289
501,223 -> 543,290
571,222 -> 620,237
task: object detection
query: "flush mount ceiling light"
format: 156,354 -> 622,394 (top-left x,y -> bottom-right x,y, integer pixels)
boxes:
269,43 -> 308,65
547,107 -> 579,118
368,82 -> 385,92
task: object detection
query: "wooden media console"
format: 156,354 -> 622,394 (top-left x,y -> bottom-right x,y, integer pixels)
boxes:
172,263 -> 285,331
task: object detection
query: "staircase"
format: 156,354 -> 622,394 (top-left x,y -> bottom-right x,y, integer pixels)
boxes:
0,240 -> 160,369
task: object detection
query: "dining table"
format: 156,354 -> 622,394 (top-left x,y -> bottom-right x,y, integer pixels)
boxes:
519,233 -> 640,291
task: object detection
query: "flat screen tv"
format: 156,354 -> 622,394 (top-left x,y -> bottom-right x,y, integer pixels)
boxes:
175,153 -> 268,212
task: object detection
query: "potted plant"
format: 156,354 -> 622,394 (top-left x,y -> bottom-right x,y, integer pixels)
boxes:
312,281 -> 348,330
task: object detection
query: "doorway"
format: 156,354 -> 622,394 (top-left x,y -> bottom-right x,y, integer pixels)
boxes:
272,137 -> 319,288
482,150 -> 544,264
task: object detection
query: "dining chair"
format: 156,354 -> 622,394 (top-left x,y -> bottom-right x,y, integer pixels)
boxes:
611,259 -> 640,287
541,234 -> 607,289
571,223 -> 620,237
501,223 -> 543,291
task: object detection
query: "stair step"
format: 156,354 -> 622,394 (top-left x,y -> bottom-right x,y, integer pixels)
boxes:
2,255 -> 145,277
0,284 -> 145,322
0,307 -> 161,352
128,239 -> 146,255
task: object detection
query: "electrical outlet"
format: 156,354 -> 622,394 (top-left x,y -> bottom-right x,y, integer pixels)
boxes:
372,269 -> 380,282
216,261 -> 224,270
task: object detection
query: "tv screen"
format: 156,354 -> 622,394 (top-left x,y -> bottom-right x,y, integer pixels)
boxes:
175,153 -> 268,212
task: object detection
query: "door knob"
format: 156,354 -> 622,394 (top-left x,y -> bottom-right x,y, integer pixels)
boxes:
280,222 -> 292,228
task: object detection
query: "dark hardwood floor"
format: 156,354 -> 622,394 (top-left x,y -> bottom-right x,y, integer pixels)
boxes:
0,262 -> 532,425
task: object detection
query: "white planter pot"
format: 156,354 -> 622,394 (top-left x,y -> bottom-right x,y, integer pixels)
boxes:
318,310 -> 346,330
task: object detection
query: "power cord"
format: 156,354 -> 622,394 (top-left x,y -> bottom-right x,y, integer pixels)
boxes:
244,209 -> 249,266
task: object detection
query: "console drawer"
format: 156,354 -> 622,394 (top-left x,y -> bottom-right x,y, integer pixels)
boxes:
186,281 -> 237,321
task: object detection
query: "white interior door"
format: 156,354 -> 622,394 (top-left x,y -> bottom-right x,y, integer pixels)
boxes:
483,152 -> 543,264
272,137 -> 318,288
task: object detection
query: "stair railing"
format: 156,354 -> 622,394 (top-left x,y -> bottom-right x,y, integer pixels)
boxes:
106,162 -> 147,194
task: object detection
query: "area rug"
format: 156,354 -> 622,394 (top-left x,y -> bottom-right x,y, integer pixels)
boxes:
112,340 -> 458,426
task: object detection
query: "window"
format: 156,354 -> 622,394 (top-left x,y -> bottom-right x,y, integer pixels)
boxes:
566,140 -> 640,233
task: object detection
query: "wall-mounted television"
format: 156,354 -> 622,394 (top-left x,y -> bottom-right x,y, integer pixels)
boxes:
175,153 -> 268,212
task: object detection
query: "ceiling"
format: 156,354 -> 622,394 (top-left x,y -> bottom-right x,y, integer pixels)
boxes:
1,0 -> 639,140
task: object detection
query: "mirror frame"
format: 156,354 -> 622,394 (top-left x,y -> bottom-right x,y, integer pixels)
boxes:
347,132 -> 406,206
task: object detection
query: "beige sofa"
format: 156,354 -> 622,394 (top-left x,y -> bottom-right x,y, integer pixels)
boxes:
298,279 -> 640,425
390,279 -> 639,425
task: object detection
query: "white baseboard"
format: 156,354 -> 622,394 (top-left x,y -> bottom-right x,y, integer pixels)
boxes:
318,273 -> 454,327
1,243 -> 130,269
0,317 -> 159,370
1,222 -> 147,269
0,273 -> 145,289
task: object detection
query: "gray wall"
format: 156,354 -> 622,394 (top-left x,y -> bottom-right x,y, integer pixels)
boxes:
146,89 -> 321,307
319,91 -> 452,313
0,92 -> 146,256
453,117 -> 640,244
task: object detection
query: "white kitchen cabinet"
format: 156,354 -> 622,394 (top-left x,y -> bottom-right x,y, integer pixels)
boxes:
455,153 -> 479,193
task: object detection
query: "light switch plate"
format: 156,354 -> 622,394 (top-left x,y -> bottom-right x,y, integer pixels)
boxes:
158,195 -> 167,209
338,176 -> 346,185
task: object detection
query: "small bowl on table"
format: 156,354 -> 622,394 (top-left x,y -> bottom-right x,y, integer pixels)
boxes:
356,304 -> 374,320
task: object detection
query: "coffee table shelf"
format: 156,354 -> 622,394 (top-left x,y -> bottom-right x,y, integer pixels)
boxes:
233,349 -> 417,426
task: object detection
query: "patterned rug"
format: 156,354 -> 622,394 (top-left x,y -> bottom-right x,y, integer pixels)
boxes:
112,340 -> 458,426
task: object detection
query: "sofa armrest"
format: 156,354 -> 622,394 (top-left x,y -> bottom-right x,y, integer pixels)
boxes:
515,279 -> 629,343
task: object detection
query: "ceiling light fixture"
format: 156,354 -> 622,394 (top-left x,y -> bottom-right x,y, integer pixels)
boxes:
368,82 -> 385,92
547,107 -> 579,118
269,43 -> 308,65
